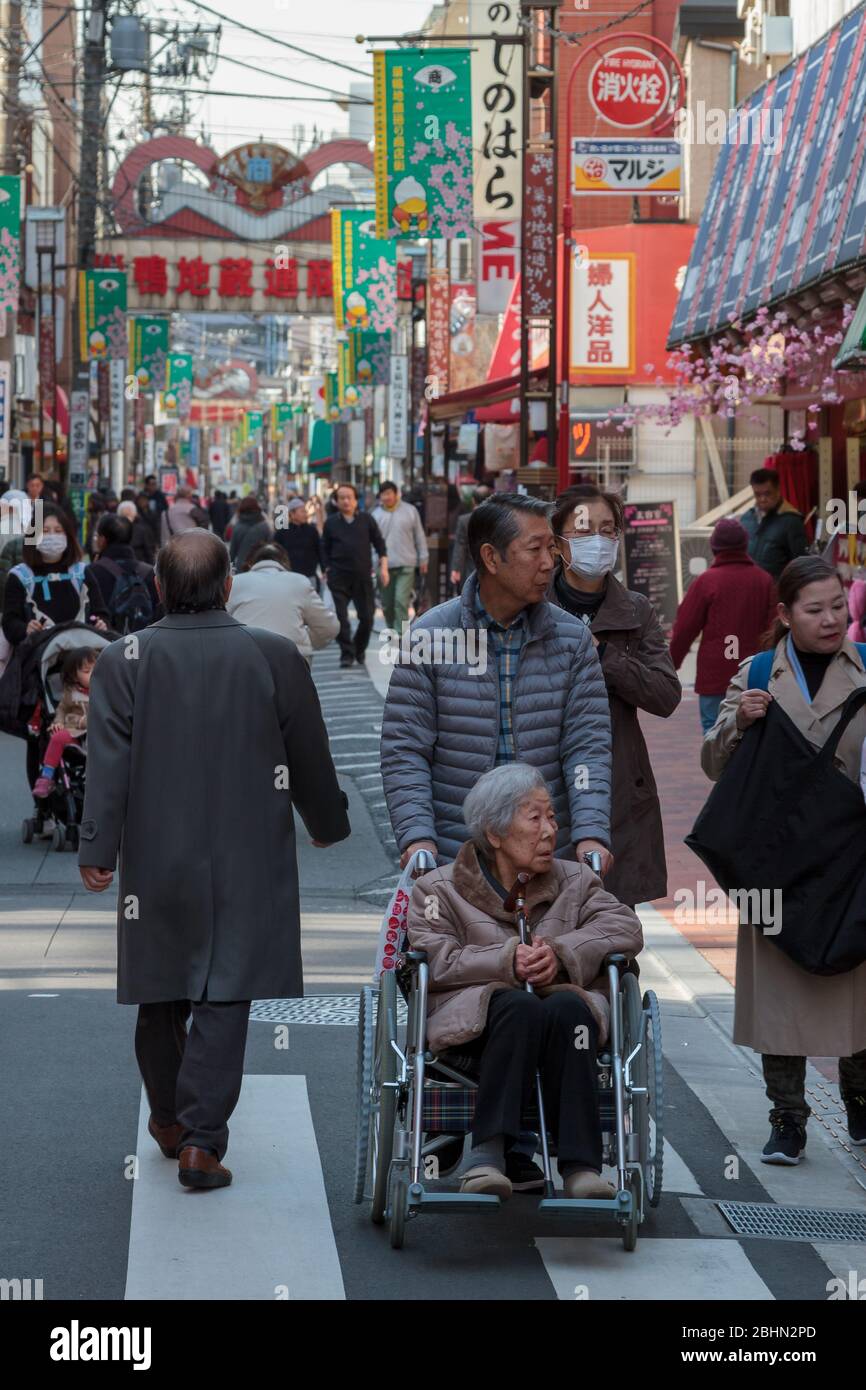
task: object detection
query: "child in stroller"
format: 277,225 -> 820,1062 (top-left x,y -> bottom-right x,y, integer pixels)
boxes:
22,632 -> 106,852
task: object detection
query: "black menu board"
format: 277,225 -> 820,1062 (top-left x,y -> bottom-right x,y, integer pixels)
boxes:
622,500 -> 682,637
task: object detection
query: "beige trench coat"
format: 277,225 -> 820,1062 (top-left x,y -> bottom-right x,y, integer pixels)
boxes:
406,840 -> 643,1051
701,636 -> 866,1057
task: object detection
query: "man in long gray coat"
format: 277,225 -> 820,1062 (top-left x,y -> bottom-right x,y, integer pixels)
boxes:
381,493 -> 612,870
79,530 -> 350,1190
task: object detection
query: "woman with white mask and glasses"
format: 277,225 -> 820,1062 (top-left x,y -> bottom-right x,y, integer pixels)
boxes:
548,485 -> 681,909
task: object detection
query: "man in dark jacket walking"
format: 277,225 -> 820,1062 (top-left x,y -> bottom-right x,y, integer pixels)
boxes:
79,531 -> 350,1190
274,497 -> 325,588
322,483 -> 389,667
741,468 -> 809,579
669,517 -> 777,733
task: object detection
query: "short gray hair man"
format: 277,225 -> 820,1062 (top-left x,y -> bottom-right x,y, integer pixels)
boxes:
463,763 -> 549,857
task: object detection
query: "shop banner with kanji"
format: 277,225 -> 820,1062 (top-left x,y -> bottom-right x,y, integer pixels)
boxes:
129,316 -> 169,391
523,150 -> 555,318
80,268 -> 128,360
331,209 -> 398,332
374,48 -> 473,240
338,340 -> 360,409
324,372 -> 340,422
163,352 -> 193,418
0,175 -> 22,317
427,268 -> 451,397
571,254 -> 635,376
244,410 -> 263,442
351,329 -> 391,386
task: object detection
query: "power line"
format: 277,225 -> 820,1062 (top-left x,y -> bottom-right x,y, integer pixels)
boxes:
182,0 -> 372,79
214,50 -> 371,104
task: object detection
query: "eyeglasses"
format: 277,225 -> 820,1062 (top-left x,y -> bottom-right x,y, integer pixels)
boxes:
557,526 -> 621,541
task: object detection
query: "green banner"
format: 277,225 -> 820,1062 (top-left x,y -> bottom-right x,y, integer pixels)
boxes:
80,268 -> 128,360
244,410 -> 263,442
163,352 -> 194,419
0,175 -> 22,316
324,372 -> 340,422
351,329 -> 390,387
271,402 -> 293,438
331,207 -> 398,333
129,316 -> 169,391
374,48 -> 473,240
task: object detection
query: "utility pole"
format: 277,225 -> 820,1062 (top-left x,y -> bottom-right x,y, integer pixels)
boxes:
1,0 -> 22,485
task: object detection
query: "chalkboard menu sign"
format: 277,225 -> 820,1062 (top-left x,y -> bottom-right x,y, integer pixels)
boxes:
622,500 -> 682,637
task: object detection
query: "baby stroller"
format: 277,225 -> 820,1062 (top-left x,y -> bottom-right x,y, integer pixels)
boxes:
16,623 -> 113,851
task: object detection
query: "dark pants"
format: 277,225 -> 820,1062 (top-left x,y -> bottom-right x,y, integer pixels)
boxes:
468,989 -> 602,1170
329,569 -> 375,660
135,996 -> 251,1160
763,1050 -> 866,1120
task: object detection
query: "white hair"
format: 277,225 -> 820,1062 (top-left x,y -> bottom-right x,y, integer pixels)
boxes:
462,763 -> 550,855
117,501 -> 137,522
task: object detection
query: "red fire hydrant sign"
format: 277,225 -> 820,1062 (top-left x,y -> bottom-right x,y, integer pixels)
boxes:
589,46 -> 671,130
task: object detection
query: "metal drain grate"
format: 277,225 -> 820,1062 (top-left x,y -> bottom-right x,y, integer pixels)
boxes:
249,993 -> 408,1026
718,1200 -> 866,1243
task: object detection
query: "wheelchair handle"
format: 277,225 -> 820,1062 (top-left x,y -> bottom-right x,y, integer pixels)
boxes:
409,848 -> 437,878
582,850 -> 603,875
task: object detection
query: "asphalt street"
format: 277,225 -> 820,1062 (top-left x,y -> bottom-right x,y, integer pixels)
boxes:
1,640 -> 865,1302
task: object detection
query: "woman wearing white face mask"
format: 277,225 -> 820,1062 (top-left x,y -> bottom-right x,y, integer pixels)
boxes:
2,504 -> 109,645
548,486 -> 681,909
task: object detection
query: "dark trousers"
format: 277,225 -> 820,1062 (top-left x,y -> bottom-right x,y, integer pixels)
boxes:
135,997 -> 251,1160
468,989 -> 602,1170
329,569 -> 375,659
763,1050 -> 866,1120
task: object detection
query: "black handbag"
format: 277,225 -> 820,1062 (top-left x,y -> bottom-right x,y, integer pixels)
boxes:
685,685 -> 866,975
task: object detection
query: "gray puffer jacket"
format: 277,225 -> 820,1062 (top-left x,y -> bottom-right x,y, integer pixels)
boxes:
380,573 -> 612,862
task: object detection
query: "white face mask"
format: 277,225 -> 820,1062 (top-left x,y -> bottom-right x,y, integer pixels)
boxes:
36,533 -> 67,562
562,533 -> 619,578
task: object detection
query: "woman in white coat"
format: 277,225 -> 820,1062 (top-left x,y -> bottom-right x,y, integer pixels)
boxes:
226,542 -> 339,665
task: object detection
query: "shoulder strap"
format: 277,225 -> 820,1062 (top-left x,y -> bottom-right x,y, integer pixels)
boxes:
98,556 -> 123,579
747,649 -> 774,691
10,562 -> 35,597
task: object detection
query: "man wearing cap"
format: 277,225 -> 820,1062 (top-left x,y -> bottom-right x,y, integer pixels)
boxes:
669,517 -> 778,734
274,497 -> 326,590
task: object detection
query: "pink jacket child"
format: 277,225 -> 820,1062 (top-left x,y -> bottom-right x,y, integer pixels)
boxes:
32,647 -> 98,800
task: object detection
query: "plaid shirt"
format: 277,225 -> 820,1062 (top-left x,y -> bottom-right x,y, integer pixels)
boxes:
474,591 -> 528,764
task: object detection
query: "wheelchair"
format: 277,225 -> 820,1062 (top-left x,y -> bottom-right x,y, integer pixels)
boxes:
354,857 -> 664,1251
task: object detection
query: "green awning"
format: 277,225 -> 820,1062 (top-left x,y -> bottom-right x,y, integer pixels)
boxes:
308,419 -> 333,469
834,289 -> 866,370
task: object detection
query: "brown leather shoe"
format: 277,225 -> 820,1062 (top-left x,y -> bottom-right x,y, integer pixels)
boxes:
148,1116 -> 184,1159
178,1146 -> 232,1190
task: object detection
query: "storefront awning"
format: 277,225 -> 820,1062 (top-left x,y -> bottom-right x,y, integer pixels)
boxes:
428,370 -> 547,422
670,4 -> 866,346
833,287 -> 866,370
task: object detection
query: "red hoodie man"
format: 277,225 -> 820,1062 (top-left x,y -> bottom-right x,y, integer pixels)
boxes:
670,517 -> 777,735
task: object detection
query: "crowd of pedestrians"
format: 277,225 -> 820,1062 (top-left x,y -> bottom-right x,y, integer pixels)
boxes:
3,458 -> 865,1196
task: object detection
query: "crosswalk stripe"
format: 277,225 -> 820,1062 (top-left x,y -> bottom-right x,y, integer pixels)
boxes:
124,1076 -> 344,1301
535,1237 -> 774,1301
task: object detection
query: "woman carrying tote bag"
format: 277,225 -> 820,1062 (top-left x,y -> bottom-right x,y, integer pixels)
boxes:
701,556 -> 866,1166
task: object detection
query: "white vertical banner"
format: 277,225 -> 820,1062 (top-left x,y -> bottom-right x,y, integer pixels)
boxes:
109,358 -> 125,453
469,0 -> 523,218
388,354 -> 408,460
68,390 -> 90,484
470,1 -> 522,314
0,361 -> 10,477
571,254 -> 635,375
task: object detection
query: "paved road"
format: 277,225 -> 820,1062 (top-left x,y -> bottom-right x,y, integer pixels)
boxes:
1,642 -> 865,1301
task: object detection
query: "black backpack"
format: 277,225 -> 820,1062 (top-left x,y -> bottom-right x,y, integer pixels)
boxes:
100,557 -> 153,634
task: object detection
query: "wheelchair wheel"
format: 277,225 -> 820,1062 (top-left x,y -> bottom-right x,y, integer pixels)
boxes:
642,990 -> 664,1208
21,818 -> 35,844
622,1170 -> 641,1252
352,986 -> 375,1204
370,967 -> 398,1226
389,1172 -> 408,1249
51,824 -> 65,852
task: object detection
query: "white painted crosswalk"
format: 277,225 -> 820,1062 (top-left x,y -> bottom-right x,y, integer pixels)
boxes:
125,1076 -> 344,1301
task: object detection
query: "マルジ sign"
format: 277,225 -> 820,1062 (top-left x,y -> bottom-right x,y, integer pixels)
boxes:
589,47 -> 671,130
622,500 -> 682,638
572,139 -> 680,195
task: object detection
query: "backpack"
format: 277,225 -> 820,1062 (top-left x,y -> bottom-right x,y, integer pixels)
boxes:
99,557 -> 153,634
747,643 -> 866,689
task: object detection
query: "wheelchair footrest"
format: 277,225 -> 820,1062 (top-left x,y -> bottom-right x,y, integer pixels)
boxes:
408,1187 -> 501,1215
537,1191 -> 633,1218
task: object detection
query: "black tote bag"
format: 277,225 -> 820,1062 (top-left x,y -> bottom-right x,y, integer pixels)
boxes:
686,685 -> 866,975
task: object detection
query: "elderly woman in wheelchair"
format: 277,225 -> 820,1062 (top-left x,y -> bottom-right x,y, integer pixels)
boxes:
406,762 -> 643,1203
